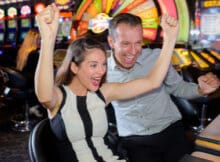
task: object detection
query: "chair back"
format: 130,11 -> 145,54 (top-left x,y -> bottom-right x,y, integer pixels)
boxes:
105,103 -> 129,160
1,67 -> 27,89
171,96 -> 199,120
29,110 -> 127,162
28,118 -> 60,162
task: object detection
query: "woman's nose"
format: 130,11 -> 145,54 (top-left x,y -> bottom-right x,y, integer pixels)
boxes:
98,66 -> 106,75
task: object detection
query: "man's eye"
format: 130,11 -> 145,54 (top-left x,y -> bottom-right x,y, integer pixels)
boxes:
103,62 -> 107,67
136,42 -> 142,45
122,42 -> 129,47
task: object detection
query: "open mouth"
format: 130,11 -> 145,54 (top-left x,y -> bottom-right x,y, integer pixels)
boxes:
91,77 -> 102,87
124,54 -> 135,64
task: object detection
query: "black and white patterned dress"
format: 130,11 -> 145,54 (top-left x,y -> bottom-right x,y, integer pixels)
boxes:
50,86 -> 125,162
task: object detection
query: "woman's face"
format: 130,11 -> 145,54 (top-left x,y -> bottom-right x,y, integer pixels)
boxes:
73,48 -> 107,92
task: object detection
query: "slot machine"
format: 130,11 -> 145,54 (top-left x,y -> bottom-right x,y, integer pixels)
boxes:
18,4 -> 32,44
0,20 -> 5,46
188,0 -> 220,72
5,6 -> 18,47
172,48 -> 192,70
0,8 -> 6,46
169,0 -> 220,72
56,13 -> 72,43
54,0 -> 74,46
176,0 -> 220,123
200,0 -> 220,49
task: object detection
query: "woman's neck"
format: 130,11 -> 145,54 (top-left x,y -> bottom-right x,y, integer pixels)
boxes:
68,78 -> 87,96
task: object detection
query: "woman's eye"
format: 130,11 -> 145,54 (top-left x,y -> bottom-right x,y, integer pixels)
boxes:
90,64 -> 97,68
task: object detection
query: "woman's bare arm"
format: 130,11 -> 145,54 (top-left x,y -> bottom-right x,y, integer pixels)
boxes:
34,4 -> 61,111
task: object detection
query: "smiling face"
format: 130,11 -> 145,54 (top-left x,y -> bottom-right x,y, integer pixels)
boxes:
108,23 -> 143,69
72,48 -> 107,92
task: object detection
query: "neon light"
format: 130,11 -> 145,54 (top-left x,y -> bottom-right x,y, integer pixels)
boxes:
21,5 -> 31,15
203,1 -> 220,8
88,13 -> 111,33
0,9 -> 5,19
0,0 -> 30,5
35,3 -> 46,14
8,7 -> 17,18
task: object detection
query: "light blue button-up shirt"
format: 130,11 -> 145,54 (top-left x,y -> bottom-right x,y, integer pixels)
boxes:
106,48 -> 201,136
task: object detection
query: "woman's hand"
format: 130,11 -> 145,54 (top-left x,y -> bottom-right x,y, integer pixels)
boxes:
36,3 -> 59,41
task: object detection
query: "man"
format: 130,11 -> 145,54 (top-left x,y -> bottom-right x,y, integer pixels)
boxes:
106,13 -> 220,162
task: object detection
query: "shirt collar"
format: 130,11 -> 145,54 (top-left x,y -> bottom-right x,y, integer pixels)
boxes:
108,50 -> 142,71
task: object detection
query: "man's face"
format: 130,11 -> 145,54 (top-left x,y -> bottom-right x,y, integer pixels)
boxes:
108,23 -> 143,69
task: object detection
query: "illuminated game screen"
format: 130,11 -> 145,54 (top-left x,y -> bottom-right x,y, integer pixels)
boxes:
56,19 -> 72,41
7,32 -> 15,42
0,21 -> 5,30
0,33 -> 4,41
20,32 -> 27,41
200,3 -> 220,42
62,20 -> 72,37
8,20 -> 16,28
21,18 -> 31,28
57,23 -> 63,40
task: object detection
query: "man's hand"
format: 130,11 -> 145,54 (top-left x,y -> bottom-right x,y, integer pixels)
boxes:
160,14 -> 179,43
198,72 -> 220,95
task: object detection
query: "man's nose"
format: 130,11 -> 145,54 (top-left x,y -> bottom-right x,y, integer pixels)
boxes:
129,44 -> 138,54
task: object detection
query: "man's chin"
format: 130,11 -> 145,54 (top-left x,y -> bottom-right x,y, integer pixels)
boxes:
122,63 -> 134,69
116,59 -> 135,69
126,60 -> 136,66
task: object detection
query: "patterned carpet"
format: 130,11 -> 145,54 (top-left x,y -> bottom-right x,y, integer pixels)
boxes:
0,98 -> 47,162
0,108 -> 45,162
0,123 -> 30,162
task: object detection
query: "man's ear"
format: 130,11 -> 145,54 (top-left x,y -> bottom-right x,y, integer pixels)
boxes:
107,35 -> 114,49
70,62 -> 78,74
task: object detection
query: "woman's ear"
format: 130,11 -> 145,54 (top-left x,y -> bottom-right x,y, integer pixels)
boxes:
70,62 -> 78,74
107,35 -> 114,49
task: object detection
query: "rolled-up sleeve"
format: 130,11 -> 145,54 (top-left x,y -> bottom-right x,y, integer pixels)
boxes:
164,65 -> 201,99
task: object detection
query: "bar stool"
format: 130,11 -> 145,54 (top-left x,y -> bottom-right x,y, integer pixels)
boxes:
1,66 -> 33,132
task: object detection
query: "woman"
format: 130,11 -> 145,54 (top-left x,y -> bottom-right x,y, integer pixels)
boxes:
16,29 -> 40,72
35,3 -> 179,162
16,29 -> 44,117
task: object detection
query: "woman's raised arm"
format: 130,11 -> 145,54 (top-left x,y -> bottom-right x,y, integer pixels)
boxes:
34,3 -> 61,110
